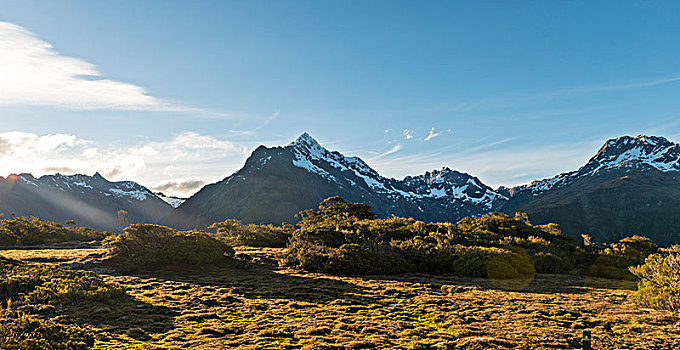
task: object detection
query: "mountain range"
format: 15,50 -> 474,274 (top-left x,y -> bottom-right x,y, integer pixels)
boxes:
0,173 -> 172,232
3,133 -> 680,245
160,133 -> 506,230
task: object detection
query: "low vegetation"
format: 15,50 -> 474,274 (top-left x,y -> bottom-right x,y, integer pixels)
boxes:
103,224 -> 235,269
0,256 -> 123,350
0,256 -> 125,306
1,300 -> 95,350
0,216 -> 107,247
1,248 -> 678,349
208,219 -> 292,247
629,245 -> 680,311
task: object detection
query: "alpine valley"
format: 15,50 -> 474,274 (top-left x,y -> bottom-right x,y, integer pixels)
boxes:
4,133 -> 680,245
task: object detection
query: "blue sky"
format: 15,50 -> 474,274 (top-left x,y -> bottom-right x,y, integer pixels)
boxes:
1,1 -> 680,196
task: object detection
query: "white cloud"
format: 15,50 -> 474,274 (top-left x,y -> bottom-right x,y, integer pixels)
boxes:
0,131 -> 252,196
148,177 -> 206,195
424,127 -> 441,141
368,144 -> 402,161
0,131 -> 151,180
402,129 -> 413,140
0,21 -> 191,111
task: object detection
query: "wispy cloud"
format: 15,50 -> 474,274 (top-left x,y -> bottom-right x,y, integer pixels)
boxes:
402,129 -> 413,140
424,127 -> 441,141
368,139 -> 603,187
465,137 -> 515,153
368,144 -> 402,161
229,110 -> 281,135
0,21 -> 207,113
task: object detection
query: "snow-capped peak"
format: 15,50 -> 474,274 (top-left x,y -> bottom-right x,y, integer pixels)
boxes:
513,135 -> 680,196
283,133 -> 504,209
582,134 -> 680,174
290,132 -> 325,154
287,132 -> 380,179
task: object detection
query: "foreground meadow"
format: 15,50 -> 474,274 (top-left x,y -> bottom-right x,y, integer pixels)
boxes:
1,247 -> 678,350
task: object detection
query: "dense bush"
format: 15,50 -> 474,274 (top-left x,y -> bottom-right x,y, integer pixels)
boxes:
0,217 -> 107,247
0,257 -> 125,306
284,198 -> 565,278
103,224 -> 234,268
283,197 -> 662,280
208,219 -> 292,247
629,246 -> 680,311
0,300 -> 94,350
588,236 -> 659,280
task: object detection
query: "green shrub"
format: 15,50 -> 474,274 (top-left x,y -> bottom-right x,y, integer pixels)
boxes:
0,217 -> 107,247
487,250 -> 535,280
629,246 -> 680,311
103,224 -> 234,268
284,197 -> 664,280
284,199 -> 546,278
0,257 -> 125,306
533,252 -> 569,274
588,236 -> 659,280
208,219 -> 291,247
0,300 -> 94,350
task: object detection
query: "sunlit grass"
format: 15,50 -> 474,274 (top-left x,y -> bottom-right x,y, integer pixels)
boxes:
1,247 -> 678,349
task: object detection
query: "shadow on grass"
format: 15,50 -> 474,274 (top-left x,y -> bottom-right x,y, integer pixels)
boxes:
352,272 -> 637,295
101,261 -> 368,305
49,294 -> 179,336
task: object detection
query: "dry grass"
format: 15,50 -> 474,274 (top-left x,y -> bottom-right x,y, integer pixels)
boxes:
1,247 -> 678,349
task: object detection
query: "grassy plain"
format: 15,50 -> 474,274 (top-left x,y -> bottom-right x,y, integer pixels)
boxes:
1,247 -> 678,349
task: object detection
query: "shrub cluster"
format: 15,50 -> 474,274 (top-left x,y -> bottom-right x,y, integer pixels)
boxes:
587,235 -> 659,280
283,197 -> 580,278
0,300 -> 94,350
0,257 -> 125,306
103,224 -> 235,268
0,216 -> 107,247
629,246 -> 680,311
208,219 -> 292,247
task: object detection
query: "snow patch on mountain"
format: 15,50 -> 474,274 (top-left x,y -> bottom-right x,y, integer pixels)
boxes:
154,192 -> 187,208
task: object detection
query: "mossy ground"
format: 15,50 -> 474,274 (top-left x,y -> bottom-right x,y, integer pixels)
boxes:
2,247 -> 679,349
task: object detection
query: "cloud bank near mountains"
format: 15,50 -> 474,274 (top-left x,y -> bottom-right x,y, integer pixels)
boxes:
0,131 -> 251,197
0,21 -> 189,111
148,177 -> 206,196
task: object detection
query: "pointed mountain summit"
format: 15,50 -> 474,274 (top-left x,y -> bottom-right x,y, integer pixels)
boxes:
161,133 -> 505,229
0,173 -> 172,231
500,135 -> 680,245
503,135 -> 680,198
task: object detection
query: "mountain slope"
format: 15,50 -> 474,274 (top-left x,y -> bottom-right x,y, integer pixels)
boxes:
154,192 -> 187,208
161,133 -> 505,229
500,135 -> 680,245
0,173 -> 172,231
